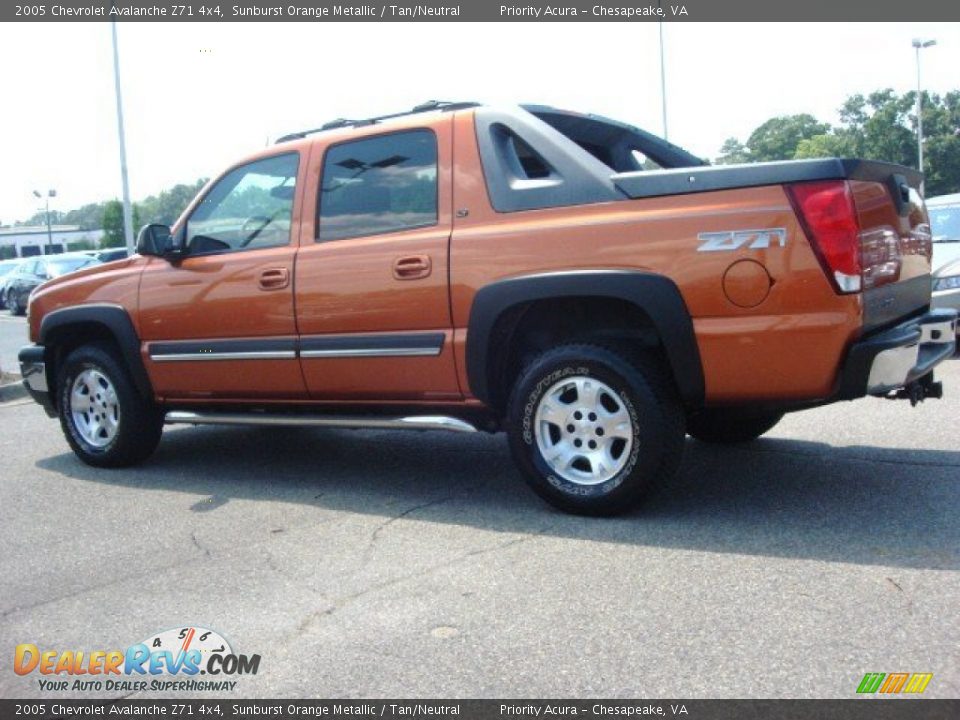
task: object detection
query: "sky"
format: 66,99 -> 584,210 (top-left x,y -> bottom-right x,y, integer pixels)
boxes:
0,21 -> 957,224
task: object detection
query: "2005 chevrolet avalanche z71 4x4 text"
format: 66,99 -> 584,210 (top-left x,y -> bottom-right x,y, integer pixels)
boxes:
19,101 -> 958,515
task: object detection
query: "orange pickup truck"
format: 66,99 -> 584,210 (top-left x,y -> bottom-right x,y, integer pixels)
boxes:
19,101 -> 958,515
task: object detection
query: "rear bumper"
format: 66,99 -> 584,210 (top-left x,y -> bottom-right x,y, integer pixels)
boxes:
837,309 -> 957,400
18,344 -> 56,417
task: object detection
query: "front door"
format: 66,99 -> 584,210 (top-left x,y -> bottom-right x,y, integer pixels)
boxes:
293,122 -> 460,401
138,151 -> 307,400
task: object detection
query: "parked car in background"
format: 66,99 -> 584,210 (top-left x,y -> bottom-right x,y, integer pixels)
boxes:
927,194 -> 960,322
928,193 -> 960,271
933,256 -> 960,314
94,248 -> 130,263
5,253 -> 102,315
0,259 -> 24,309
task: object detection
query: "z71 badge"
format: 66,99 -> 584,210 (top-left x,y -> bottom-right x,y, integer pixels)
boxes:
697,228 -> 787,252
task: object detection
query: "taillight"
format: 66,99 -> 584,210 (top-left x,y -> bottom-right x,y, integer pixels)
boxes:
787,179 -> 903,293
787,180 -> 862,293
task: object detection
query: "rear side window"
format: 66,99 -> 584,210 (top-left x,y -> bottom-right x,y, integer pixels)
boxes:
318,130 -> 437,242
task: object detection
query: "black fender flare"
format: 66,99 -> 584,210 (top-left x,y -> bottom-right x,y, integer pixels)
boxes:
39,303 -> 153,399
465,270 -> 704,408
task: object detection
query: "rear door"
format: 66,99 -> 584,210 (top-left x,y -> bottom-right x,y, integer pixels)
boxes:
294,120 -> 460,400
138,151 -> 307,400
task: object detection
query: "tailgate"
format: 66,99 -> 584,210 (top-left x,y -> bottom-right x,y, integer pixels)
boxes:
847,161 -> 932,332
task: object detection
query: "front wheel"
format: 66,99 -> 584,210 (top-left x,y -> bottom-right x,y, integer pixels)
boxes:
10,290 -> 25,316
686,408 -> 784,444
506,344 -> 685,516
57,344 -> 164,467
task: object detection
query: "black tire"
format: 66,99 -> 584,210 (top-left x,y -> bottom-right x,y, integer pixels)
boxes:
10,290 -> 25,316
686,408 -> 784,444
506,344 -> 685,516
57,343 -> 164,467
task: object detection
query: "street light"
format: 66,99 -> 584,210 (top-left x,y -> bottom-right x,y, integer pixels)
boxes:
912,37 -> 937,196
110,20 -> 135,253
659,20 -> 668,141
32,189 -> 56,255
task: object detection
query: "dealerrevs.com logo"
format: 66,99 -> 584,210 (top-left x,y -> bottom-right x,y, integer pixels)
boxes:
14,626 -> 261,693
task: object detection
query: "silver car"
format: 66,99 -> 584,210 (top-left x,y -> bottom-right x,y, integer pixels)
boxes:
928,193 -> 960,314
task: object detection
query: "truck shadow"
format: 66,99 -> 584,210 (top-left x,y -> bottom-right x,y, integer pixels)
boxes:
37,425 -> 960,571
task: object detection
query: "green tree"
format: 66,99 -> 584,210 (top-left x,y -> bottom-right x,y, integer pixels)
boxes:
138,179 -> 207,226
62,202 -> 108,231
794,133 -> 856,159
716,115 -> 829,164
744,114 -> 830,162
17,209 -> 65,227
716,137 -> 750,165
925,134 -> 960,197
101,200 -> 141,248
718,89 -> 960,196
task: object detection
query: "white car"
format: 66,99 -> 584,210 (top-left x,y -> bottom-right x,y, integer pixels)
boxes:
927,193 -> 960,317
928,193 -> 960,270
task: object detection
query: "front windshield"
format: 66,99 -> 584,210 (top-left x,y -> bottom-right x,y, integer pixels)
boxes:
928,204 -> 960,241
47,257 -> 95,277
0,261 -> 19,274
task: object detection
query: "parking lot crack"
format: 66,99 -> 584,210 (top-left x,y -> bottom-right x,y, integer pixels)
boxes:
370,497 -> 453,544
357,497 -> 454,569
295,527 -> 552,637
190,532 -> 212,558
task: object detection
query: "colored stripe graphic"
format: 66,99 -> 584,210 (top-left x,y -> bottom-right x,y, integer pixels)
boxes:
857,673 -> 885,693
857,672 -> 933,694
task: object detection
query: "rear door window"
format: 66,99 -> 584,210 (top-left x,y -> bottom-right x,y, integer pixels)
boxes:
317,130 -> 438,242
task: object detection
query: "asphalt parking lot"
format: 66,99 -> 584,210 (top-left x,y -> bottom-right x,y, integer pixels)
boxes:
0,320 -> 957,698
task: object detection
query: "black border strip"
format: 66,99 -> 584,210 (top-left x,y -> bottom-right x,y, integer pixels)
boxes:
146,333 -> 445,361
300,332 -> 445,357
148,338 -> 297,360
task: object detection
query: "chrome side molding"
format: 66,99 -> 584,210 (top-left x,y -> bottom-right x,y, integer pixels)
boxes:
164,410 -> 478,434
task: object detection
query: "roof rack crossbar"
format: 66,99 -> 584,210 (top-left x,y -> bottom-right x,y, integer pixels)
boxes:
275,100 -> 479,144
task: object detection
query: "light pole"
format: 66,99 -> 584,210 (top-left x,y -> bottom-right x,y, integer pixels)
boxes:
912,38 -> 936,196
32,189 -> 56,255
659,19 -> 668,141
110,19 -> 135,253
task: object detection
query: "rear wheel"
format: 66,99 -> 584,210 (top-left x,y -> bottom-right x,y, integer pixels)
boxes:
506,344 -> 684,516
57,344 -> 164,467
686,408 -> 783,444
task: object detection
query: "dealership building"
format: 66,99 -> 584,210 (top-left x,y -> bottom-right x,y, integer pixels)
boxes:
0,225 -> 105,258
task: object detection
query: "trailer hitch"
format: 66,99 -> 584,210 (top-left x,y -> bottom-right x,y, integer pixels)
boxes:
886,375 -> 944,406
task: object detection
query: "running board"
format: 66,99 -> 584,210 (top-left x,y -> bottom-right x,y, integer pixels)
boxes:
164,410 -> 478,434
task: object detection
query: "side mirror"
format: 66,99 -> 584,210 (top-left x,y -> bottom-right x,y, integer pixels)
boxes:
136,224 -> 183,258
